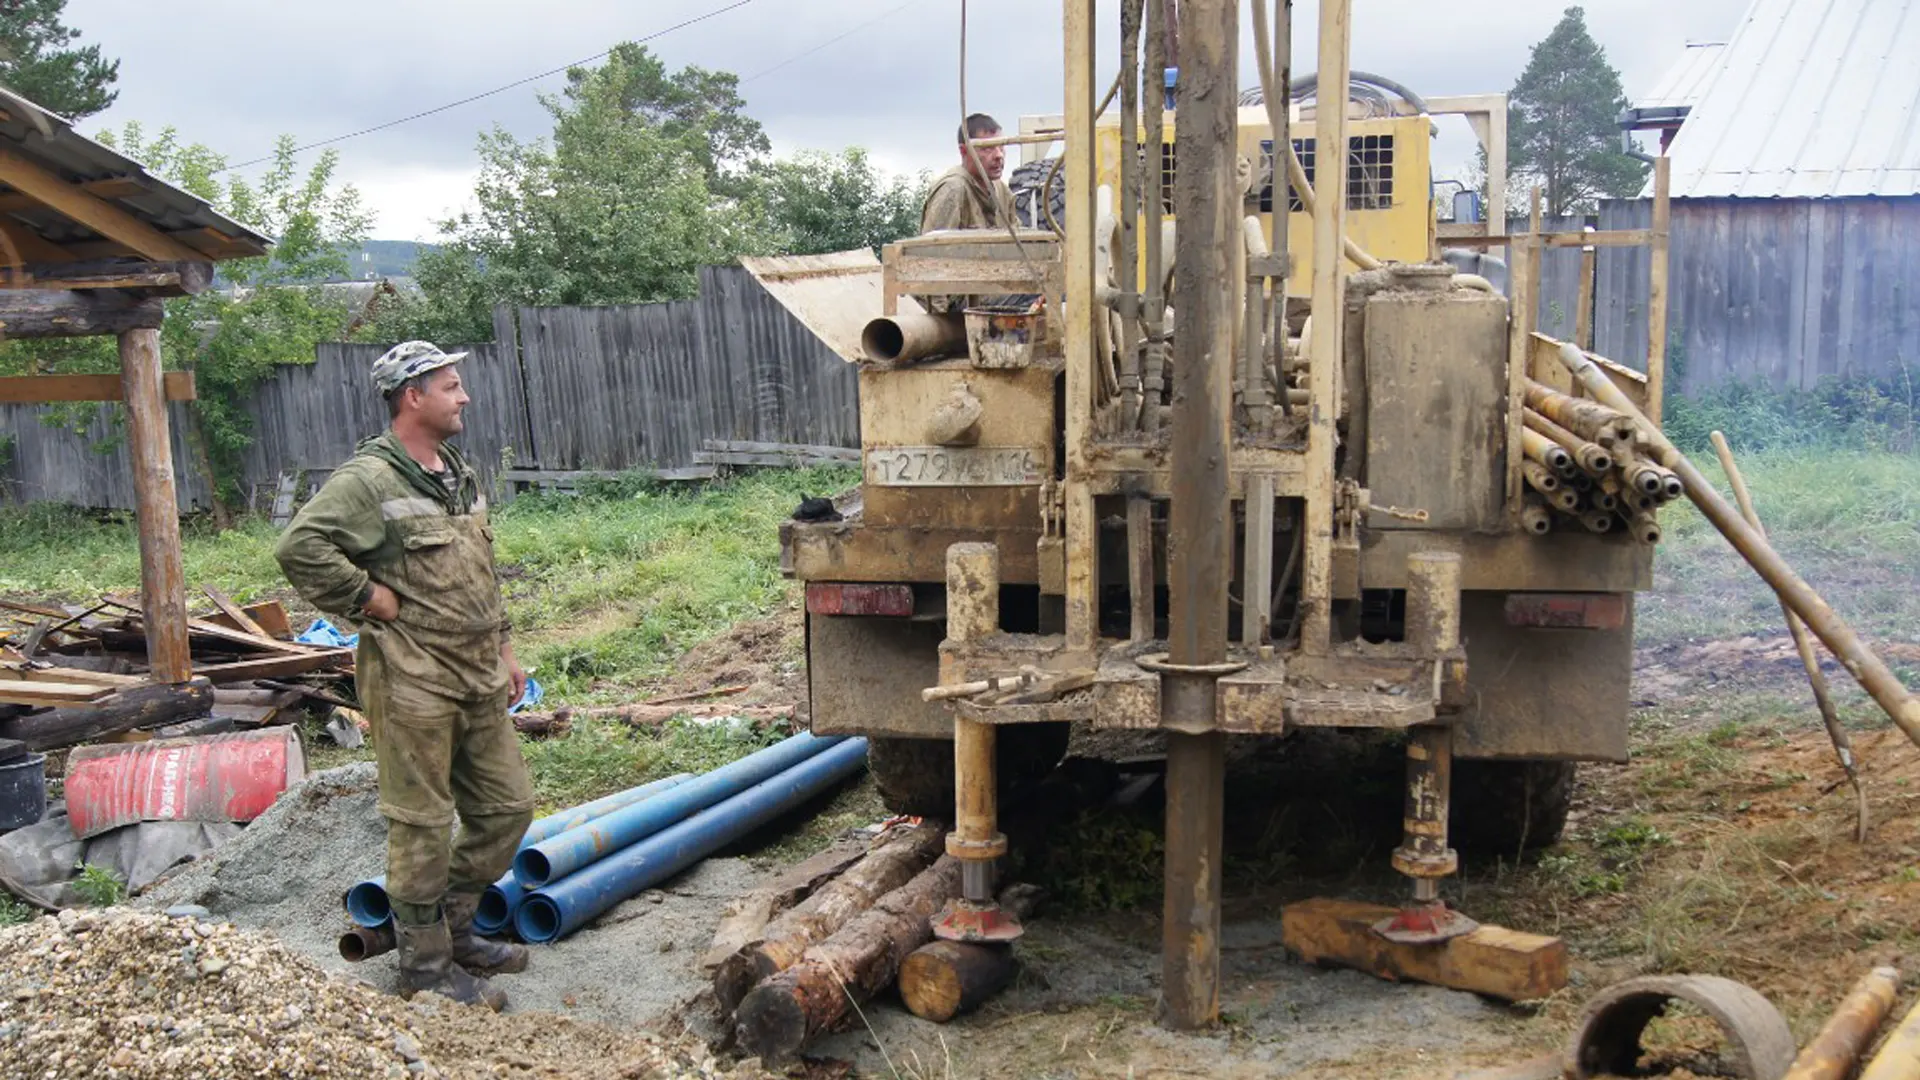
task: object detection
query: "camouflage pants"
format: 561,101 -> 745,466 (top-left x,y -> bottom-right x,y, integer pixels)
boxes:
359,644 -> 535,916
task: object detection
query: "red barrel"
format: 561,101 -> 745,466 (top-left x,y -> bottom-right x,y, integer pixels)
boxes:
64,728 -> 307,839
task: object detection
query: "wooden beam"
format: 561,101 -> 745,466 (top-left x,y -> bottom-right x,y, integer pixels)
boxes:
0,177 -> 148,213
0,258 -> 214,295
0,219 -> 74,265
0,289 -> 164,339
0,147 -> 205,263
202,586 -> 270,640
120,327 -> 193,684
0,370 -> 193,403
1438,229 -> 1651,250
0,680 -> 113,706
1281,897 -> 1569,1002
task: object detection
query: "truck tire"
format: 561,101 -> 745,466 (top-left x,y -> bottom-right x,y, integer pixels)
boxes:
868,722 -> 1073,818
1009,158 -> 1066,231
1448,760 -> 1576,856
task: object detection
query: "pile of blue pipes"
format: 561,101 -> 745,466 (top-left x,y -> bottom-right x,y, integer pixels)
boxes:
341,731 -> 868,944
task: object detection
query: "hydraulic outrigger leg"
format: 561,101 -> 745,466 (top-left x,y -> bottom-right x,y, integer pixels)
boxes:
933,542 -> 1020,944
1375,551 -> 1478,945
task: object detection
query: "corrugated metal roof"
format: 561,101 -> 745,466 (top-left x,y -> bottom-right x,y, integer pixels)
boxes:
1635,42 -> 1728,113
1661,0 -> 1920,198
0,86 -> 272,260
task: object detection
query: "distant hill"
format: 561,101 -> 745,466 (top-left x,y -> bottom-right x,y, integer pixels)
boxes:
332,240 -> 439,280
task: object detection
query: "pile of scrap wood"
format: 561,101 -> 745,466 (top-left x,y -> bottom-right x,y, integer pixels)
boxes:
0,589 -> 353,753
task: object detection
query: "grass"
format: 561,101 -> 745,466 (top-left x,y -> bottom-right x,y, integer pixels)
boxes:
0,893 -> 34,927
1642,449 -> 1920,646
0,465 -> 856,704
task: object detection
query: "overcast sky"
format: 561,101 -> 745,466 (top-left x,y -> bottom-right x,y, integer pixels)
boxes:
69,0 -> 1750,241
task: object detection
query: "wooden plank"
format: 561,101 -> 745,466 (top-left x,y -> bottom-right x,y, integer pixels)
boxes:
192,650 -> 352,682
0,680 -> 113,705
0,371 -> 194,403
204,600 -> 292,641
0,148 -> 206,263
202,585 -> 269,639
0,663 -> 147,688
704,440 -> 858,462
1281,897 -> 1569,1002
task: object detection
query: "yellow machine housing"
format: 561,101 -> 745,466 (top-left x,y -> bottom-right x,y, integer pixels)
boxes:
1091,106 -> 1435,294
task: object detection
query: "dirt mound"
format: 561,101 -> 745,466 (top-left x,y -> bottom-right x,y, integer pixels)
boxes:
0,907 -> 767,1079
646,607 -> 804,712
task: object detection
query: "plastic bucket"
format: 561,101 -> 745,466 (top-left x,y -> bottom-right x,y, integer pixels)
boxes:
0,752 -> 47,832
63,728 -> 306,839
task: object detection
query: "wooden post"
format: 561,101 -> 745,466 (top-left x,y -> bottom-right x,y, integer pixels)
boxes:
1574,241 -> 1597,350
1647,156 -> 1672,425
119,327 -> 191,683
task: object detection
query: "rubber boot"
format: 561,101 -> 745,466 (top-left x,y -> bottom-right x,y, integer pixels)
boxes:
394,914 -> 508,1012
443,891 -> 529,975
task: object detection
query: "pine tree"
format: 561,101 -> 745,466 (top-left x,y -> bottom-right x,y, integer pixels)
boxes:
1507,6 -> 1648,217
0,0 -> 118,120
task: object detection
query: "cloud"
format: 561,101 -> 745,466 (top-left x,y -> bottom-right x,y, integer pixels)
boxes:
70,0 -> 1751,238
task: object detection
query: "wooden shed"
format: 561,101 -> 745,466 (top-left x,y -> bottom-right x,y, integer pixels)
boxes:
0,86 -> 271,683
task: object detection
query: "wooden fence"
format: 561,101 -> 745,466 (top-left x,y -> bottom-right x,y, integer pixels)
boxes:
0,265 -> 859,511
1521,196 -> 1920,394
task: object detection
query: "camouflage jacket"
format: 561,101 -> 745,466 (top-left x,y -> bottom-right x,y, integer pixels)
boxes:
274,432 -> 509,700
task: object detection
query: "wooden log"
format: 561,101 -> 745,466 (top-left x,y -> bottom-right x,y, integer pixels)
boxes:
899,883 -> 1046,1023
0,678 -> 214,751
1281,897 -> 1568,1003
715,822 -> 945,1012
120,327 -> 192,684
0,290 -> 165,338
0,258 -> 215,296
734,856 -> 963,1061
701,839 -> 870,974
188,651 -> 352,682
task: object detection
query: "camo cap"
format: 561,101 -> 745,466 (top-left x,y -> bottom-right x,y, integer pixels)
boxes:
372,340 -> 467,395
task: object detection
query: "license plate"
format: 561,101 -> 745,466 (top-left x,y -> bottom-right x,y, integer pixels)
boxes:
864,446 -> 1044,486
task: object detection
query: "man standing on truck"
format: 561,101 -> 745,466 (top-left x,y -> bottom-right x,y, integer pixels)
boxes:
274,340 -> 533,1012
920,112 -> 1022,314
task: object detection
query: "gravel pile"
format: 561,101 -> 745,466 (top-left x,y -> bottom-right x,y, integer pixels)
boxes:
0,908 -> 775,1079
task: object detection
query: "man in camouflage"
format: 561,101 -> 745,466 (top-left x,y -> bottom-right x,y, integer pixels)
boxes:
919,112 -> 1021,314
275,341 -> 532,1011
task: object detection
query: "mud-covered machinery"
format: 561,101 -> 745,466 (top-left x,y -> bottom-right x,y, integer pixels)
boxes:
748,0 -> 1677,1029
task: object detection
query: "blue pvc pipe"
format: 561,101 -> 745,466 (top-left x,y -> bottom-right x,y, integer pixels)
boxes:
513,732 -> 848,889
344,877 -> 390,928
473,772 -> 693,935
347,773 -> 695,931
515,736 -> 869,943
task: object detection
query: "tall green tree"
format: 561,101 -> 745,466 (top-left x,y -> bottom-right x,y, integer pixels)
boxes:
757,148 -> 929,257
565,42 -> 769,198
369,46 -> 773,343
0,0 -> 118,119
1506,6 -> 1648,217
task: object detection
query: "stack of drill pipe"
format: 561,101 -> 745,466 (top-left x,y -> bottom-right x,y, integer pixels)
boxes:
340,771 -> 696,933
1519,382 -> 1680,543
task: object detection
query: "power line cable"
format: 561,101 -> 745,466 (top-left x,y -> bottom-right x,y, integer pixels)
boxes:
740,0 -> 925,83
218,0 -> 759,172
